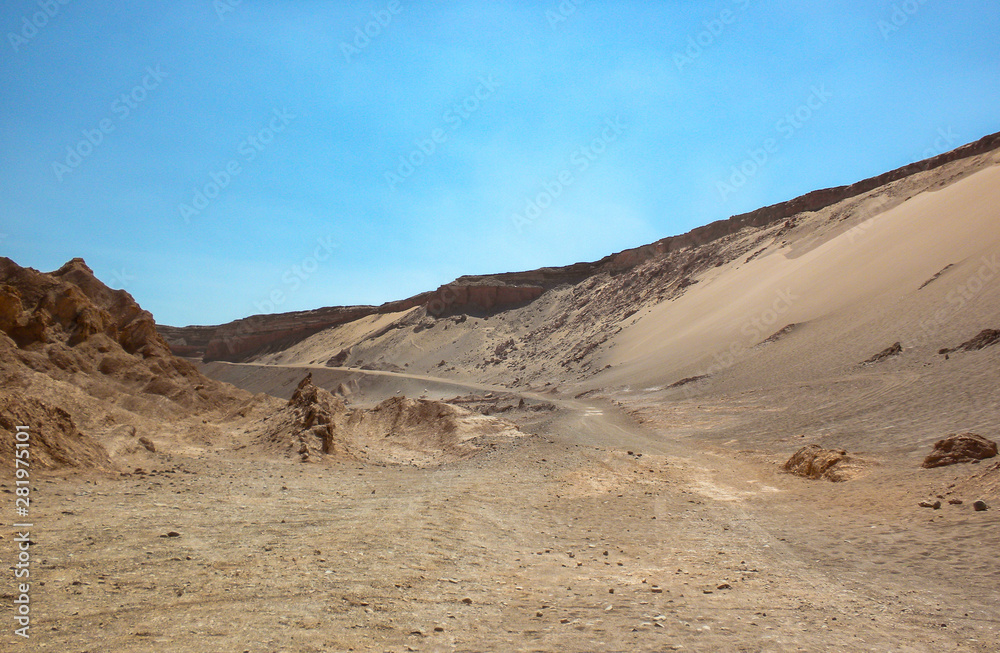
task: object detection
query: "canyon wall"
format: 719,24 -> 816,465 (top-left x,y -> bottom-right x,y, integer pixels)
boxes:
158,130 -> 1000,363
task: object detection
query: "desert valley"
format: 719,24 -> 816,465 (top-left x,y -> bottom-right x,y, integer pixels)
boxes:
3,133 -> 1000,652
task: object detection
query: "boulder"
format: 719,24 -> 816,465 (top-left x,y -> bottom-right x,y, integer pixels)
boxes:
922,433 -> 998,468
783,444 -> 853,482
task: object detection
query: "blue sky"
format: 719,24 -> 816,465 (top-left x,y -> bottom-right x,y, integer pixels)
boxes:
1,1 -> 998,327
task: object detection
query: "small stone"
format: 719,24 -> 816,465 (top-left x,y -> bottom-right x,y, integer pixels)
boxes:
717,583 -> 733,590
462,597 -> 473,605
948,499 -> 963,505
973,500 -> 989,511
433,626 -> 444,632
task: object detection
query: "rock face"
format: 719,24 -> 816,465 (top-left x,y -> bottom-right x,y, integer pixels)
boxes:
783,445 -> 854,482
0,257 -> 247,470
254,375 -> 524,466
862,342 -> 902,365
0,257 -> 238,410
1,258 -> 168,356
922,433 -> 998,468
284,373 -> 350,461
0,393 -> 112,470
157,131 -> 1000,364
940,329 -> 1000,355
158,282 -> 544,362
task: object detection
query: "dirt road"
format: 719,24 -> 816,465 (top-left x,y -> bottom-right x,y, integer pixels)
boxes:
6,363 -> 997,652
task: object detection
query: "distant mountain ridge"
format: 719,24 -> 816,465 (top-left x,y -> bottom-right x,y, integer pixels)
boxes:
157,130 -> 1000,363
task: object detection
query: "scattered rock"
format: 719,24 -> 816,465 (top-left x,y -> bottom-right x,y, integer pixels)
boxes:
717,583 -> 733,590
759,323 -> 799,346
973,500 -> 989,512
922,433 -> 998,468
137,436 -> 156,453
940,328 -> 1000,355
918,264 -> 954,290
862,342 -> 902,365
668,374 -> 709,389
918,500 -> 942,509
948,499 -> 963,505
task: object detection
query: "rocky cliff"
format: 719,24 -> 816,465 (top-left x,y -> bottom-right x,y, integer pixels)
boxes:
158,130 -> 1000,363
159,282 -> 545,362
0,257 -> 247,469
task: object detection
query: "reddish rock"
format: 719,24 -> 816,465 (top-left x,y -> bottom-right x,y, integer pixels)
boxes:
783,445 -> 853,482
160,283 -> 545,362
922,433 -> 998,468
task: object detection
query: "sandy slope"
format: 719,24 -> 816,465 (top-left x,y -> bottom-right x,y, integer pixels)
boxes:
599,163 -> 1000,390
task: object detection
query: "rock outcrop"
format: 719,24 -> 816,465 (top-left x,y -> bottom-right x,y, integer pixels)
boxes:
0,257 -> 247,470
940,329 -> 1000,355
783,444 -> 857,482
158,131 -> 1000,364
158,282 -> 544,362
862,342 -> 903,365
0,393 -> 112,470
922,433 -> 998,468
0,257 -> 241,410
254,375 -> 525,466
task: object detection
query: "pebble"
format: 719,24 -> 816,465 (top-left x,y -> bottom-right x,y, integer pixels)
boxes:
973,500 -> 989,511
